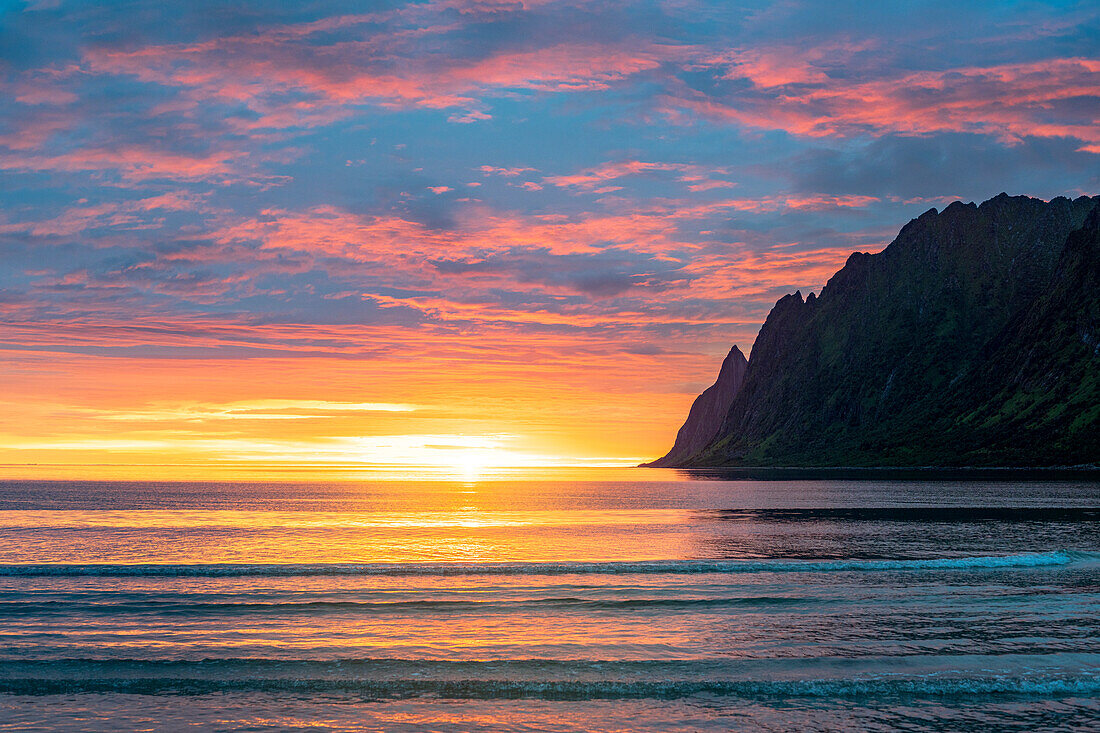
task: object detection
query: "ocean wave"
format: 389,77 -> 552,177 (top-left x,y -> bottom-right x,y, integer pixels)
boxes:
0,658 -> 1097,700
0,595 -> 816,618
0,551 -> 1092,577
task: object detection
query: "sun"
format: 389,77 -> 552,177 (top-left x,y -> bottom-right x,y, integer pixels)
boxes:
447,449 -> 494,481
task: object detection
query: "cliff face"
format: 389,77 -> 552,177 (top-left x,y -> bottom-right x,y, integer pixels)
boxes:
944,205 -> 1100,464
655,193 -> 1100,467
643,346 -> 747,467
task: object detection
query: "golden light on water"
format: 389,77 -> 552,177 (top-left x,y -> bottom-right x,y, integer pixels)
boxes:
0,507 -> 697,564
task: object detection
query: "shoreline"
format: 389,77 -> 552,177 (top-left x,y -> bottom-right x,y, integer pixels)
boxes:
645,465 -> 1100,480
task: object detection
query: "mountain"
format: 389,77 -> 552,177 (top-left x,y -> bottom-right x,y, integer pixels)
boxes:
651,193 -> 1100,468
643,346 -> 747,467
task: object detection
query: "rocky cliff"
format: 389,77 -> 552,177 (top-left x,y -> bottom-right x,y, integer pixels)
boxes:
643,346 -> 747,467
652,193 -> 1100,467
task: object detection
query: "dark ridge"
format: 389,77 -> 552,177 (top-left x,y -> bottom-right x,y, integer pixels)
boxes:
709,508 -> 1100,522
669,466 -> 1100,481
649,194 -> 1100,467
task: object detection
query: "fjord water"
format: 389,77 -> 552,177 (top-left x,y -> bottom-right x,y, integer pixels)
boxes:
0,470 -> 1098,731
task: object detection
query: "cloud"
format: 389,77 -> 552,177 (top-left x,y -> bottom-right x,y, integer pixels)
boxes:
0,144 -> 249,182
668,56 -> 1100,148
0,0 -> 1096,465
787,133 -> 1100,200
64,398 -> 418,422
79,33 -> 677,129
2,0 -> 1095,196
1,188 -> 885,363
479,165 -> 537,176
544,160 -> 733,192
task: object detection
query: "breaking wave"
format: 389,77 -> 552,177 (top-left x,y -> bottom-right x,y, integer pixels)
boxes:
0,551 -> 1092,577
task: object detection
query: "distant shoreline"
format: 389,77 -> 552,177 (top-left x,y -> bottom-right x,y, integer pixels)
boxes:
648,466 -> 1100,481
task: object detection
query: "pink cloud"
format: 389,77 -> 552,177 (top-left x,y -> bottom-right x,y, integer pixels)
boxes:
193,190 -> 882,280
0,144 -> 249,182
673,56 -> 1100,146
81,37 -> 678,131
132,192 -> 210,211
13,87 -> 78,106
714,194 -> 880,213
685,179 -> 737,192
479,165 -> 538,176
545,160 -> 734,191
448,110 -> 492,123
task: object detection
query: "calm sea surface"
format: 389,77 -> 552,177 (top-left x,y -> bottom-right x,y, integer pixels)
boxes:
0,468 -> 1098,731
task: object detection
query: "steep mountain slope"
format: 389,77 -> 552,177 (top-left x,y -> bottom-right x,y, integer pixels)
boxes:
657,194 -> 1099,467
643,346 -> 747,467
942,205 -> 1100,464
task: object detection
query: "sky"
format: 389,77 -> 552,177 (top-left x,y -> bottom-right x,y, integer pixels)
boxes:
0,0 -> 1097,475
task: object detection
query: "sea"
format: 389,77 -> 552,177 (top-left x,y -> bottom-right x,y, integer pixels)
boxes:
0,468 -> 1097,731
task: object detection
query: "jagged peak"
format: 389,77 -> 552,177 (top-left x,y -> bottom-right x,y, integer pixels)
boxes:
977,192 -> 1032,211
896,207 -> 939,238
890,194 -> 1084,233
796,194 -> 1098,317
943,200 -> 977,214
641,342 -> 749,467
764,290 -> 804,313
717,344 -> 748,374
754,290 -> 811,340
